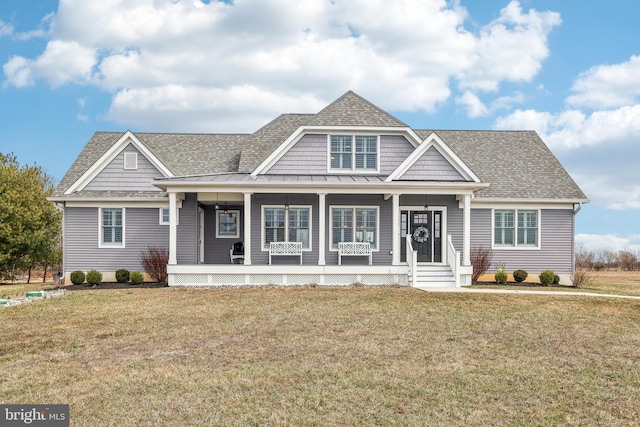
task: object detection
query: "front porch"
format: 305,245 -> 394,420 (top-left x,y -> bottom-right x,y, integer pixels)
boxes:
160,183 -> 477,288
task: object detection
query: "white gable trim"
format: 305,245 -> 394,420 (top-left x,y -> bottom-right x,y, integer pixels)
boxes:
251,126 -> 422,177
386,132 -> 481,183
65,131 -> 174,195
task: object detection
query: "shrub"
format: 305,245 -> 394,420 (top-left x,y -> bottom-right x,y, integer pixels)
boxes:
471,247 -> 493,282
513,269 -> 528,283
141,246 -> 169,282
495,266 -> 508,285
539,270 -> 555,286
130,271 -> 144,285
553,274 -> 560,285
70,270 -> 85,285
570,269 -> 594,288
115,269 -> 130,283
86,269 -> 103,285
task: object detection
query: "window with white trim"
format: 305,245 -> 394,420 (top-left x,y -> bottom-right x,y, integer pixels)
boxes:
124,152 -> 137,170
217,210 -> 240,238
331,207 -> 378,249
494,209 -> 538,248
100,208 -> 124,247
329,135 -> 378,172
160,208 -> 170,225
263,206 -> 311,249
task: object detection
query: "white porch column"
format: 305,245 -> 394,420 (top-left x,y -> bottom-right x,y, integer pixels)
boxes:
169,191 -> 178,265
463,193 -> 471,266
392,194 -> 400,265
243,192 -> 252,265
318,193 -> 326,265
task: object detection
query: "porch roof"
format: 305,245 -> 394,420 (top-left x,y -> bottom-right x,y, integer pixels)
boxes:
152,173 -> 488,194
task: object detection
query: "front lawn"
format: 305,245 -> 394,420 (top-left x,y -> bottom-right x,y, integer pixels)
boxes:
1,287 -> 639,426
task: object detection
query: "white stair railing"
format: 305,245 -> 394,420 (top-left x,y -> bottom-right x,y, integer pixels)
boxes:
406,234 -> 417,286
446,235 -> 461,287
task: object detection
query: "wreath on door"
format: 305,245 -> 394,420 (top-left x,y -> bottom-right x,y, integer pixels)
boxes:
412,226 -> 430,243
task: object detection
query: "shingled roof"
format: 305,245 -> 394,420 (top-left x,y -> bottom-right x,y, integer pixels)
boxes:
54,91 -> 587,202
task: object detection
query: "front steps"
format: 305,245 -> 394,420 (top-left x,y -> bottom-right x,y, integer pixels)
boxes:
412,264 -> 456,287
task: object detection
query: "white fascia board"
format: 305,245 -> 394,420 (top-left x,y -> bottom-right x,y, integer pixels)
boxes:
64,131 -> 174,195
387,132 -> 481,183
65,199 -> 182,209
251,126 -> 421,177
471,198 -> 589,209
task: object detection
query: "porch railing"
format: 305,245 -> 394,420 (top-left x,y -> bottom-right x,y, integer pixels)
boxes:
406,234 -> 417,286
446,234 -> 461,287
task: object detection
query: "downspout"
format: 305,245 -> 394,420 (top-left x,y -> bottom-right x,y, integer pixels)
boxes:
571,202 -> 583,272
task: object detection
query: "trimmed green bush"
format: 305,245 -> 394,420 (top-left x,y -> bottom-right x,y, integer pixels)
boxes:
539,270 -> 555,286
86,269 -> 103,285
115,269 -> 130,283
513,269 -> 528,283
130,271 -> 144,285
495,270 -> 508,285
70,270 -> 85,285
553,274 -> 561,285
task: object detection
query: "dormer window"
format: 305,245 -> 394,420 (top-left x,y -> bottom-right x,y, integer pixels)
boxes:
329,135 -> 378,172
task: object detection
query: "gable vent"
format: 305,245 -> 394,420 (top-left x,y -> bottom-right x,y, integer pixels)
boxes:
124,152 -> 138,170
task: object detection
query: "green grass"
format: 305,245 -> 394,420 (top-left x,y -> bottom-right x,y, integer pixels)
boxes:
2,287 -> 640,426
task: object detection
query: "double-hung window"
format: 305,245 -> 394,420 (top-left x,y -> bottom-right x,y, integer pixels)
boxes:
494,209 -> 538,248
329,135 -> 378,172
217,210 -> 240,238
101,208 -> 124,247
263,206 -> 311,249
331,207 -> 378,249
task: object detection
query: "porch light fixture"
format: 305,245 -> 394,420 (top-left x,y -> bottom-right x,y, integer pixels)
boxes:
223,203 -> 228,215
215,193 -> 219,210
285,194 -> 289,211
424,195 -> 429,211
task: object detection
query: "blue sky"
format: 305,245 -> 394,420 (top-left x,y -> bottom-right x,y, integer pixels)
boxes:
1,0 -> 639,253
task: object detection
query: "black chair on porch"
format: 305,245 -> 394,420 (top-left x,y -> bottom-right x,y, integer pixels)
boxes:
230,241 -> 244,264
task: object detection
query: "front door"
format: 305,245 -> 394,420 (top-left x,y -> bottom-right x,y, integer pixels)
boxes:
402,210 -> 443,263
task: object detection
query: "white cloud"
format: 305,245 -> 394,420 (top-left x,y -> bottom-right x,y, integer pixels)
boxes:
576,234 -> 640,254
3,40 -> 96,88
567,55 -> 640,109
456,91 -> 488,118
0,19 -> 14,37
3,0 -> 560,130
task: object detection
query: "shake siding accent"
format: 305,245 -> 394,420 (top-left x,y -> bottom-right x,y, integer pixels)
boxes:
266,134 -> 327,174
64,206 -> 168,272
251,194 -> 320,265
265,134 -> 414,176
177,193 -> 198,264
470,209 -> 574,273
379,136 -> 415,174
203,204 -> 244,264
84,144 -> 164,192
400,147 -> 466,181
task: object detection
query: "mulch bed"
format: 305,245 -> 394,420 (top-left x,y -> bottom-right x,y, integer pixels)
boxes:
64,282 -> 169,291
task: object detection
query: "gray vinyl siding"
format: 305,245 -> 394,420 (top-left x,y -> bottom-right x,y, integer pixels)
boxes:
177,193 -> 198,264
470,208 -> 574,274
64,206 -> 169,273
325,194 -> 393,266
203,203 -> 244,264
250,194 -> 319,265
400,146 -> 466,181
265,134 -> 415,176
84,144 -> 164,192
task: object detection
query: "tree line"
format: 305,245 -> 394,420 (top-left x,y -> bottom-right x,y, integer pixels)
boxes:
0,152 -> 62,282
575,244 -> 640,271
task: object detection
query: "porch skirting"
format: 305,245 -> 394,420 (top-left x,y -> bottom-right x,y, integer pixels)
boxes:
167,264 -> 409,287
